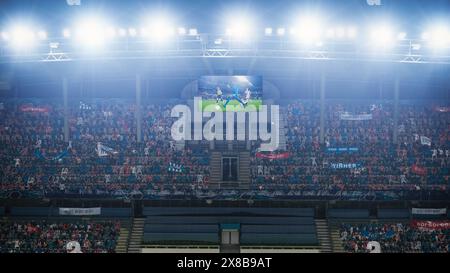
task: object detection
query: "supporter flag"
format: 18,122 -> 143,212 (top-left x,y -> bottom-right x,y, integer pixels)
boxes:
420,136 -> 431,146
96,142 -> 118,157
168,162 -> 184,173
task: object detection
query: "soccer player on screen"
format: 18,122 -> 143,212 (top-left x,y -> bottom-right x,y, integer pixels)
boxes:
243,88 -> 251,107
215,87 -> 223,103
223,85 -> 245,108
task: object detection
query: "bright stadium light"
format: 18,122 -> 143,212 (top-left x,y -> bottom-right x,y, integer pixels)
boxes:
277,28 -> 285,36
369,24 -> 395,48
188,28 -> 197,36
74,16 -> 112,48
423,25 -> 450,48
347,27 -> 357,39
37,30 -> 47,40
397,32 -> 407,40
225,14 -> 254,40
293,15 -> 323,44
178,27 -> 186,35
142,16 -> 175,42
8,25 -> 36,48
264,27 -> 272,36
1,31 -> 10,41
118,28 -> 127,37
128,28 -> 137,37
105,27 -> 116,39
63,28 -> 71,38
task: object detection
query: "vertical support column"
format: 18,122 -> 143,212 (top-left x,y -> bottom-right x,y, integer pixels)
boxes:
393,78 -> 400,144
136,74 -> 142,143
319,74 -> 326,144
62,77 -> 69,142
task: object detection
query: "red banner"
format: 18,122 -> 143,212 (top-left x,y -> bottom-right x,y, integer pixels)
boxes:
411,220 -> 450,230
411,164 -> 427,176
256,152 -> 290,160
20,105 -> 50,113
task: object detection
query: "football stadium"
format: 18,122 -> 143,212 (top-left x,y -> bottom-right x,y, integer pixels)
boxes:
0,0 -> 449,260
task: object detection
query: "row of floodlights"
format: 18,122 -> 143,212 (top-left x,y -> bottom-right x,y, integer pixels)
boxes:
1,19 -> 450,50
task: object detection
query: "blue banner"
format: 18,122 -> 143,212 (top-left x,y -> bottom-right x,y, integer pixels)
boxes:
326,147 -> 359,153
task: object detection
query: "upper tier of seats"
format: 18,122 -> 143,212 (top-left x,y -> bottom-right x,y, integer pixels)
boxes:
0,99 -> 448,200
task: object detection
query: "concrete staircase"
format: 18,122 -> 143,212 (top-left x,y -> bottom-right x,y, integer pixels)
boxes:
209,151 -> 222,189
315,219 -> 333,253
330,228 -> 345,253
238,151 -> 250,189
127,218 -> 145,253
277,110 -> 287,151
115,226 -> 130,253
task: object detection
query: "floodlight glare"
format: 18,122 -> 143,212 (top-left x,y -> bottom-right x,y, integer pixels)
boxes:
336,27 -> 345,38
347,27 -> 357,39
294,16 -> 323,44
425,26 -> 450,48
397,32 -> 407,40
105,27 -> 116,38
264,28 -> 273,36
144,16 -> 175,42
9,26 -> 36,48
37,30 -> 47,40
277,28 -> 285,36
118,28 -> 127,37
188,28 -> 197,36
63,28 -> 71,38
369,24 -> 395,48
225,16 -> 253,39
1,32 -> 9,41
178,27 -> 186,35
128,28 -> 137,37
74,17 -> 111,48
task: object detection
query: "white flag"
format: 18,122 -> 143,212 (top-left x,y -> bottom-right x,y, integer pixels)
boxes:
96,142 -> 118,157
420,136 -> 431,146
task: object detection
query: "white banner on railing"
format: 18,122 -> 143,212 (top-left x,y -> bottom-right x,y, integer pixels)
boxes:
411,208 -> 447,215
59,207 -> 101,216
340,113 -> 373,121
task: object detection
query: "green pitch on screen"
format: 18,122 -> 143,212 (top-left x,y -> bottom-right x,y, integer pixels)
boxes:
201,99 -> 262,112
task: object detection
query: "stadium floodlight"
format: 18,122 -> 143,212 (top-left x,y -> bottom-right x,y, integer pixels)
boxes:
225,16 -> 253,40
142,16 -> 175,42
178,27 -> 186,35
118,28 -> 127,37
63,28 -> 71,38
347,27 -> 357,39
423,25 -> 450,48
128,28 -> 137,37
105,27 -> 116,39
397,32 -> 407,40
293,15 -> 323,44
188,28 -> 197,36
264,27 -> 272,36
8,25 -> 36,48
74,17 -> 112,48
277,28 -> 285,36
326,28 -> 335,39
336,27 -> 346,39
1,31 -> 9,41
369,24 -> 395,48
37,30 -> 47,40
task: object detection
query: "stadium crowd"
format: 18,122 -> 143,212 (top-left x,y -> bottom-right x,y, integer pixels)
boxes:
339,222 -> 450,253
0,98 -> 448,200
251,101 -> 449,200
0,220 -> 120,253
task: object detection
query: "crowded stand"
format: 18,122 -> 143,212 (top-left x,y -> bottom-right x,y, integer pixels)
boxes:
339,222 -> 450,253
0,98 -> 448,200
0,220 -> 120,253
250,101 -> 449,200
